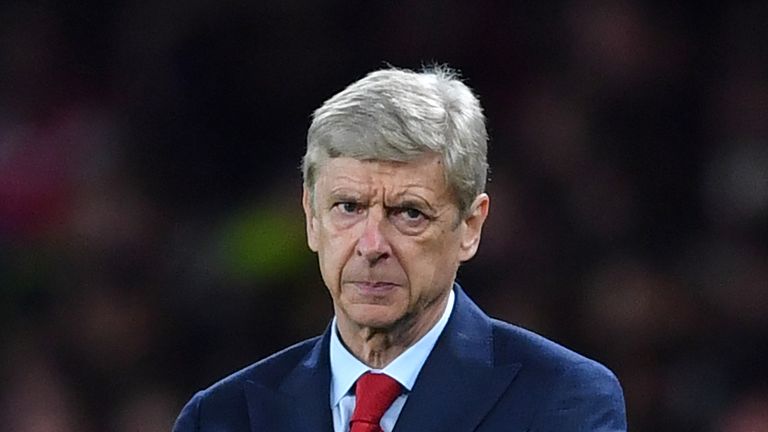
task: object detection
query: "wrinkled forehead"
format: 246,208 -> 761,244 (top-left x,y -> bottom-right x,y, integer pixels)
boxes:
313,155 -> 452,199
316,154 -> 445,182
309,129 -> 448,187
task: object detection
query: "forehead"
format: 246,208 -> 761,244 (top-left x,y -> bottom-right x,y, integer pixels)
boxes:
315,154 -> 450,198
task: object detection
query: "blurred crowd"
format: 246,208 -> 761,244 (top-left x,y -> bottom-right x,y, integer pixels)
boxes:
1,1 -> 766,430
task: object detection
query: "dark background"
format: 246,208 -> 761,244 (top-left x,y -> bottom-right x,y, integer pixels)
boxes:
1,1 -> 767,430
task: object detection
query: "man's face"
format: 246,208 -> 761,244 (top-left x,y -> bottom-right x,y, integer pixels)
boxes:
303,153 -> 489,334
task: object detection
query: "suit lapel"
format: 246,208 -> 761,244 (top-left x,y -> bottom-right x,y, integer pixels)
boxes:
393,286 -> 521,432
242,286 -> 521,432
244,330 -> 334,432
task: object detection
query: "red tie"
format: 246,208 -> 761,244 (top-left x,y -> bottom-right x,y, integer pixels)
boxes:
350,372 -> 402,432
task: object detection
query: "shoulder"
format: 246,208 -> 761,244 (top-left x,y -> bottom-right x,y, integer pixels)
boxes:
490,318 -> 622,390
490,320 -> 626,430
206,335 -> 322,395
453,286 -> 622,393
171,336 -> 322,432
490,319 -> 612,376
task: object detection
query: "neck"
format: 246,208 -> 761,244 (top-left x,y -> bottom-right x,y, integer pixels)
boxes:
336,293 -> 449,369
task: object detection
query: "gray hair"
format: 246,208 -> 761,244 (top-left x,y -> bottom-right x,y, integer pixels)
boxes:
302,66 -> 488,216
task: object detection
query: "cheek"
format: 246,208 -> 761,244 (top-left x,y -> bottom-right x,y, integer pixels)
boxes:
410,231 -> 461,274
396,235 -> 446,274
413,227 -> 459,256
318,229 -> 356,283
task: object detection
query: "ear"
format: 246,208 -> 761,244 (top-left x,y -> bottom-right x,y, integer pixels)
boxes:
302,185 -> 319,252
458,193 -> 490,262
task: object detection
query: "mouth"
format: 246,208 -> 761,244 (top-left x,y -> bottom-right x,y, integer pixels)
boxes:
348,281 -> 400,295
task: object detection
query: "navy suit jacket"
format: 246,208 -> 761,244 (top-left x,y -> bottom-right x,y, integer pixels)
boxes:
173,285 -> 627,431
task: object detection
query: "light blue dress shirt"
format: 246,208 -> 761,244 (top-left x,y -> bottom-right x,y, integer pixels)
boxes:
329,289 -> 455,432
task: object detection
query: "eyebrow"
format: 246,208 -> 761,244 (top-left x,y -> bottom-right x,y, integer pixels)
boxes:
386,194 -> 437,214
325,183 -> 441,211
327,187 -> 365,200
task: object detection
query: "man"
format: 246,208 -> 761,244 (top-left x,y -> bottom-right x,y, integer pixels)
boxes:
173,66 -> 627,431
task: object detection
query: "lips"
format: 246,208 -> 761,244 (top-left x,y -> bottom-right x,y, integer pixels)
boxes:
348,281 -> 400,294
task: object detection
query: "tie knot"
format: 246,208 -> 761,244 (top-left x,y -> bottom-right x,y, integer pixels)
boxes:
350,372 -> 402,431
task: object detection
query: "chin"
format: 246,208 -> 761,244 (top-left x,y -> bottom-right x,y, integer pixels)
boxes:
346,304 -> 403,330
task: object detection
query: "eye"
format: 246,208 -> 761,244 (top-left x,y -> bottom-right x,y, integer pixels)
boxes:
399,207 -> 425,221
390,207 -> 430,232
335,202 -> 363,214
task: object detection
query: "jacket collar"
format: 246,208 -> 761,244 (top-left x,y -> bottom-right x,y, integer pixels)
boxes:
392,284 -> 521,431
243,284 -> 521,432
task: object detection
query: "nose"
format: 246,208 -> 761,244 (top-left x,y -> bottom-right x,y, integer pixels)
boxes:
356,211 -> 391,264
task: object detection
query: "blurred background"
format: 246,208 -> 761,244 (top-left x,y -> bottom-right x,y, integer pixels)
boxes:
1,0 -> 767,430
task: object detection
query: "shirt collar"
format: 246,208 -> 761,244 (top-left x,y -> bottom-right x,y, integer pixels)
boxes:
329,288 -> 455,408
